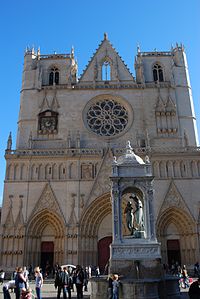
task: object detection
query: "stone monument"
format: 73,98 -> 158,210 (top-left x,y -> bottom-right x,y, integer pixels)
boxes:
108,141 -> 180,299
90,141 -> 181,299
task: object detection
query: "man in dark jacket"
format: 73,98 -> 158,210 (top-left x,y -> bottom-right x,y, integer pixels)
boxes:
189,278 -> 200,299
54,266 -> 70,299
74,265 -> 85,299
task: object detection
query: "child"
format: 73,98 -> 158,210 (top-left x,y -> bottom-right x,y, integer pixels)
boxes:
112,274 -> 119,299
21,287 -> 35,299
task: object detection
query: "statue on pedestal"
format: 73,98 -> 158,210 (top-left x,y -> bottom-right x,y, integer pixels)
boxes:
124,194 -> 144,236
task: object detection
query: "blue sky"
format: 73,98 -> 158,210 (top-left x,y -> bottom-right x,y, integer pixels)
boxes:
0,0 -> 200,204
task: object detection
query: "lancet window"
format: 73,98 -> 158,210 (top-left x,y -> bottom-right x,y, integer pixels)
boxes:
49,67 -> 59,85
102,60 -> 111,81
153,63 -> 164,82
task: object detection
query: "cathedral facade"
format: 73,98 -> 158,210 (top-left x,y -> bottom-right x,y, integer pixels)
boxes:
0,34 -> 200,272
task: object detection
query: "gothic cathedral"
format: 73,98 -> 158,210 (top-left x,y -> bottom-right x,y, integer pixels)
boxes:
0,34 -> 200,272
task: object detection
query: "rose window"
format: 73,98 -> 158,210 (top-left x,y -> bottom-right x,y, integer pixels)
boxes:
86,99 -> 128,136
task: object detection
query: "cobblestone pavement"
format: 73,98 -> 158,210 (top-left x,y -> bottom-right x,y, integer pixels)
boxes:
0,279 -> 190,299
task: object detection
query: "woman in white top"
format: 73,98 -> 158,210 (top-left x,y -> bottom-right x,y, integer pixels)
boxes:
34,267 -> 43,299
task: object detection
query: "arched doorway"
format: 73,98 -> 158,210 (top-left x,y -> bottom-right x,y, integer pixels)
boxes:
98,236 -> 112,274
156,207 -> 196,267
80,193 -> 112,267
26,210 -> 65,268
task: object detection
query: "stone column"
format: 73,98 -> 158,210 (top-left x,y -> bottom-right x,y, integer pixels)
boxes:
111,180 -> 122,243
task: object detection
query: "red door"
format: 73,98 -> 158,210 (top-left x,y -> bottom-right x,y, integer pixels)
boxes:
98,236 -> 112,274
41,241 -> 54,276
167,239 -> 181,267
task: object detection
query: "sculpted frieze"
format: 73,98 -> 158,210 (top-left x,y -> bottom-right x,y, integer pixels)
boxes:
112,245 -> 160,259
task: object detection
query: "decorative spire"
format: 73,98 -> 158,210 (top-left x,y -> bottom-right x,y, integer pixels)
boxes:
104,32 -> 108,40
137,44 -> 141,53
28,131 -> 33,149
7,132 -> 12,150
67,131 -> 71,148
184,130 -> 189,147
76,131 -> 80,148
71,46 -> 74,58
37,47 -> 40,56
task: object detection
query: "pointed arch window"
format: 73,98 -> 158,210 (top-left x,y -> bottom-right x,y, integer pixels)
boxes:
153,64 -> 164,82
49,67 -> 59,85
102,60 -> 111,81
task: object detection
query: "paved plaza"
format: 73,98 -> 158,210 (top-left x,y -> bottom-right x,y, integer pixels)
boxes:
0,279 -> 191,299
1,279 -> 90,299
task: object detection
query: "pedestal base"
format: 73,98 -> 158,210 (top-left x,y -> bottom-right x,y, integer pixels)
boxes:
90,276 -> 181,299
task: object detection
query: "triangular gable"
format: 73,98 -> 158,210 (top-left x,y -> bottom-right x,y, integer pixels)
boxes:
85,148 -> 113,206
166,95 -> 176,111
159,180 -> 191,215
68,195 -> 78,225
15,205 -> 24,227
29,183 -> 66,223
79,34 -> 134,82
4,207 -> 14,227
51,91 -> 60,111
39,92 -> 50,112
155,95 -> 165,111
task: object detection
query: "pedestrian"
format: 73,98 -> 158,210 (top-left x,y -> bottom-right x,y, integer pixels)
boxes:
194,262 -> 200,277
2,280 -> 15,299
95,266 -> 100,278
54,266 -> 69,299
23,266 -> 29,289
0,269 -> 5,284
75,265 -> 84,299
107,273 -> 114,299
34,267 -> 43,299
21,287 -> 36,299
64,267 -> 72,299
181,265 -> 189,288
189,278 -> 200,299
112,274 -> 119,299
14,267 -> 27,299
83,267 -> 89,291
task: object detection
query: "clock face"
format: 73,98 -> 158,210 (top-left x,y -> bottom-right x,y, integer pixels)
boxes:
40,117 -> 56,132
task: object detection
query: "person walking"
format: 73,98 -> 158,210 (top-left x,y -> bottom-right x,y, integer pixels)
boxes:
54,266 -> 70,299
14,267 -> 27,299
182,265 -> 190,289
64,267 -> 71,299
75,265 -> 84,299
107,274 -> 114,299
0,269 -> 5,284
112,274 -> 119,299
2,280 -> 15,299
34,267 -> 43,299
189,278 -> 200,299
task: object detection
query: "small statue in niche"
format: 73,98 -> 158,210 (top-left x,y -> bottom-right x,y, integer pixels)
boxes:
130,194 -> 144,231
82,164 -> 93,179
124,194 -> 144,235
124,201 -> 134,234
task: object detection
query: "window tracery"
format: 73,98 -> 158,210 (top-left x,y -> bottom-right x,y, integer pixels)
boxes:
86,99 -> 128,136
102,60 -> 111,81
49,67 -> 59,85
153,63 -> 164,82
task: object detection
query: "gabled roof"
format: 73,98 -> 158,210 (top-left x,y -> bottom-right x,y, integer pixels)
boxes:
79,33 -> 134,82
